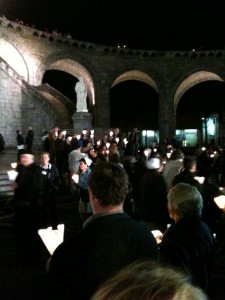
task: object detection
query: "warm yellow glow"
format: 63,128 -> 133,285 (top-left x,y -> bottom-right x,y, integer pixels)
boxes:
0,39 -> 28,80
214,195 -> 225,209
11,162 -> 17,169
7,170 -> 18,181
72,174 -> 79,183
38,224 -> 65,255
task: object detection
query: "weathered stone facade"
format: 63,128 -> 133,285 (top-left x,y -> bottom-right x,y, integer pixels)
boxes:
1,16 -> 225,148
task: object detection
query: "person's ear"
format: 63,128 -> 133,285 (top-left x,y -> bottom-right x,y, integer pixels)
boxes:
88,189 -> 94,202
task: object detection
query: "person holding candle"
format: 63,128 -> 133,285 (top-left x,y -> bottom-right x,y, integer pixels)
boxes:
47,162 -> 159,300
40,151 -> 60,230
13,149 -> 44,265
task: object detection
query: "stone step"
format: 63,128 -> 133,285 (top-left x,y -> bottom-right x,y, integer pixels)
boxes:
0,179 -> 11,185
0,185 -> 14,192
0,170 -> 9,176
0,174 -> 8,180
0,170 -> 15,204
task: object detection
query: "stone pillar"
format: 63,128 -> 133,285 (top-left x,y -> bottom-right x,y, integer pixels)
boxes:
94,81 -> 110,129
72,112 -> 93,134
158,85 -> 176,149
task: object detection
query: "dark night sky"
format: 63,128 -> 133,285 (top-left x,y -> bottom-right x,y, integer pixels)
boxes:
1,0 -> 225,50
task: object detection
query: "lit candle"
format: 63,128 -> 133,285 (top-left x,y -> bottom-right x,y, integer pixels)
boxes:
11,162 -> 17,169
72,174 -> 79,183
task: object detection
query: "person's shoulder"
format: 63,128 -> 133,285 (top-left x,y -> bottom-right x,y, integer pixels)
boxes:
52,231 -> 83,258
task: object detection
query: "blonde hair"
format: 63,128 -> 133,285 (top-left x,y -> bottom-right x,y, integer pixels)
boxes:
92,261 -> 207,300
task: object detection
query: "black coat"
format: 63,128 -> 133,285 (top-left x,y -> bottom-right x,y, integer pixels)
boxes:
15,162 -> 43,207
137,170 -> 170,228
48,213 -> 159,300
160,216 -> 215,291
173,169 -> 202,192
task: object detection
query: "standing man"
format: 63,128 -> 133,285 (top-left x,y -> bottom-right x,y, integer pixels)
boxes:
40,152 -> 60,230
25,127 -> 34,151
16,129 -> 25,161
78,157 -> 92,222
47,162 -> 159,300
128,127 -> 139,158
13,150 -> 43,265
160,183 -> 215,292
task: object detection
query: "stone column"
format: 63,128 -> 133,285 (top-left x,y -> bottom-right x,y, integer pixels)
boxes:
158,86 -> 176,149
72,112 -> 93,134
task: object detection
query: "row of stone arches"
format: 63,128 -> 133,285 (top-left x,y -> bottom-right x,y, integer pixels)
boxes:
43,58 -> 225,114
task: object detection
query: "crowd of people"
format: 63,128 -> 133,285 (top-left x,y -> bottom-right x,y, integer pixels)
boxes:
8,125 -> 225,299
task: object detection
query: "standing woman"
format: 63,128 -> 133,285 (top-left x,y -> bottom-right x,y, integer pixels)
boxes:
16,129 -> 25,161
78,157 -> 92,222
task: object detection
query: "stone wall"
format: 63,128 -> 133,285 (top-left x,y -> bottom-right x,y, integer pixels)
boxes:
0,69 -> 22,148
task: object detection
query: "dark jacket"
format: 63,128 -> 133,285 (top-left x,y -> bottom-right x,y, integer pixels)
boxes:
15,162 -> 43,208
25,129 -> 34,150
16,132 -> 25,146
160,216 -> 215,291
137,169 -> 170,229
173,169 -> 202,192
40,163 -> 60,194
48,212 -> 159,300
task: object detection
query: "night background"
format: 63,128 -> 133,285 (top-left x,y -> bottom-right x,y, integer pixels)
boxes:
1,0 -> 225,51
1,0 -> 225,131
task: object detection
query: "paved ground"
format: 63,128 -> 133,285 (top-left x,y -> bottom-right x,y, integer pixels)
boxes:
0,150 -> 83,300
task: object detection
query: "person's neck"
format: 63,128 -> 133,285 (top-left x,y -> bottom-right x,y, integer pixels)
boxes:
41,163 -> 48,168
93,204 -> 124,215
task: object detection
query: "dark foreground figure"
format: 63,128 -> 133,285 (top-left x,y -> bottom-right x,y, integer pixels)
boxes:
47,162 -> 159,300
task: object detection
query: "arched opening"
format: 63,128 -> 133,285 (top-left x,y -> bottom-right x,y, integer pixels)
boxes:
110,80 -> 158,131
176,80 -> 225,146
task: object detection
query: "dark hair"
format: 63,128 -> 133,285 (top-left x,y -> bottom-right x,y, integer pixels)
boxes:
88,162 -> 128,206
183,156 -> 196,170
40,151 -> 50,157
79,157 -> 87,164
20,149 -> 34,155
170,149 -> 184,160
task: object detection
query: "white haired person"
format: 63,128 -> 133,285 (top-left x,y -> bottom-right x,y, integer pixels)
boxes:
160,183 -> 216,293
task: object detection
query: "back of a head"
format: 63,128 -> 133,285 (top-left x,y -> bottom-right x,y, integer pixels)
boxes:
170,149 -> 184,161
72,140 -> 82,150
167,182 -> 203,219
88,162 -> 128,206
92,260 -> 208,300
183,156 -> 196,171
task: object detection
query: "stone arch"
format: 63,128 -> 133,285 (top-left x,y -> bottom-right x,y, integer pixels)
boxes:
174,71 -> 224,110
38,58 -> 95,106
111,70 -> 159,93
0,38 -> 29,80
47,59 -> 95,106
